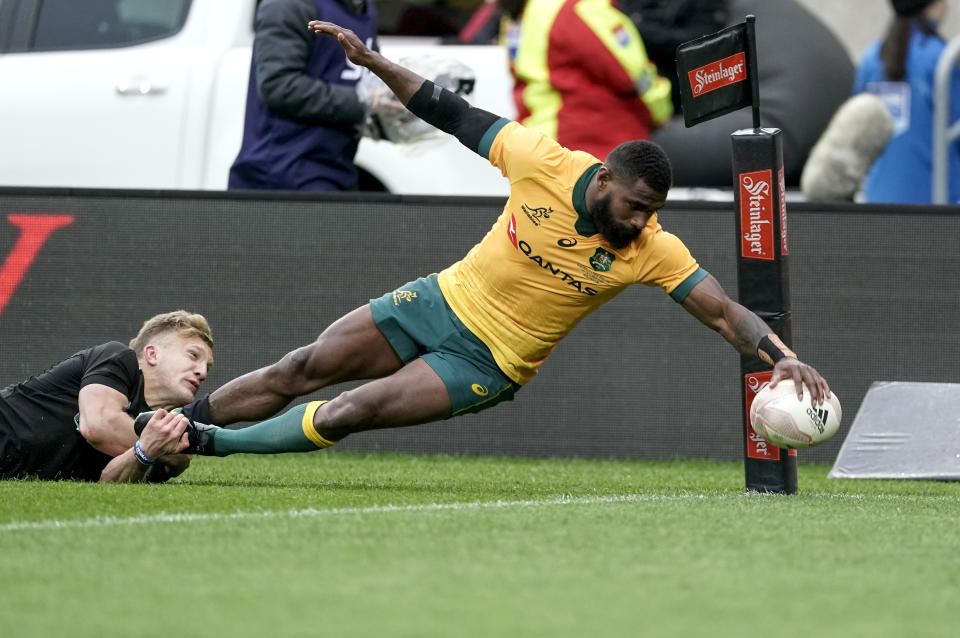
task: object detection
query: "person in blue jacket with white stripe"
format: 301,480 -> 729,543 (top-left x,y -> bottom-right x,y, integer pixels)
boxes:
229,0 -> 378,191
854,0 -> 960,203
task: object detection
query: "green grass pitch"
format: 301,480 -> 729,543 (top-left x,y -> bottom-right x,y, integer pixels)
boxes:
1,452 -> 957,637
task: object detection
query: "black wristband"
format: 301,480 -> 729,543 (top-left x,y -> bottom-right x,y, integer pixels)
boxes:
757,334 -> 797,365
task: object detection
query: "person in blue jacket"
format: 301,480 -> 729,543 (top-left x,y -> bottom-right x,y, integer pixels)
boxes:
854,0 -> 960,203
229,0 -> 378,191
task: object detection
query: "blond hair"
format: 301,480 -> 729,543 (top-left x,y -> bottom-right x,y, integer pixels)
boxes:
129,310 -> 214,357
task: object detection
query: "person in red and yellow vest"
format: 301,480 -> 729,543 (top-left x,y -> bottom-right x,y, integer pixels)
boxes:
500,0 -> 673,159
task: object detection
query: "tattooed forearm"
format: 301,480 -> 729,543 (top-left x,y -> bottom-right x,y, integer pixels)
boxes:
729,306 -> 770,357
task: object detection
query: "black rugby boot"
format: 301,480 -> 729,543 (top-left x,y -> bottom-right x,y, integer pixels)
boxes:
132,408 -> 217,455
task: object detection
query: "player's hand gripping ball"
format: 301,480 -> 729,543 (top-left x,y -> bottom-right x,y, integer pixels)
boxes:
750,379 -> 842,449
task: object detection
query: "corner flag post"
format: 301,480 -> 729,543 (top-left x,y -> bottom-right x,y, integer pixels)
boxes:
746,15 -> 761,130
676,15 -> 797,494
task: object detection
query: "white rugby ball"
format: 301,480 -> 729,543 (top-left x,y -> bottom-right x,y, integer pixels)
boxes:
750,379 -> 842,449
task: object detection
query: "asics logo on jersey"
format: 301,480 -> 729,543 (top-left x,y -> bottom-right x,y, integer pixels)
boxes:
557,237 -> 578,247
471,384 -> 489,396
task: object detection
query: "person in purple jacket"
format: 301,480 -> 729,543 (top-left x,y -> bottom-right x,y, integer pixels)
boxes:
854,0 -> 960,203
229,0 -> 378,191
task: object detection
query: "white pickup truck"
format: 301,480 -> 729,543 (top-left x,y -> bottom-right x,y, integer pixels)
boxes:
0,0 -> 514,195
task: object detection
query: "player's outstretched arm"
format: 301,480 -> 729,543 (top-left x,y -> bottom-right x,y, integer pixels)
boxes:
680,274 -> 830,404
309,20 -> 501,152
308,21 -> 423,104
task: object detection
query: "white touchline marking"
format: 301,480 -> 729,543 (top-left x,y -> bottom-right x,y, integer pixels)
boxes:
0,493 -> 693,532
1,491 -> 957,533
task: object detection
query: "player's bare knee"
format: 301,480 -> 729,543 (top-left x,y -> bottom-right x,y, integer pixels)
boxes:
314,390 -> 379,440
269,345 -> 324,395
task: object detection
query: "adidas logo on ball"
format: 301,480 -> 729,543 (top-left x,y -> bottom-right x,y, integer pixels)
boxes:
806,407 -> 829,434
750,379 -> 842,449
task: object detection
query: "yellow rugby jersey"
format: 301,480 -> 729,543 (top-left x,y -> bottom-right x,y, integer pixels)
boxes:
437,120 -> 705,385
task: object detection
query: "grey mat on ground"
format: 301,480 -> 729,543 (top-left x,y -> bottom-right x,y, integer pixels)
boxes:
829,382 -> 960,480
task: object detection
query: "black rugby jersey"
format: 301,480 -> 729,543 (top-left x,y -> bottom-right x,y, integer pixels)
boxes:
0,341 -> 147,481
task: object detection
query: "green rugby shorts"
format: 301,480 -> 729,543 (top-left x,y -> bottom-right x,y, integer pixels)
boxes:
370,274 -> 520,416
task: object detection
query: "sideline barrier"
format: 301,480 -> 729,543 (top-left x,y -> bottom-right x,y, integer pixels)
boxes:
2,188 -> 958,462
933,34 -> 960,204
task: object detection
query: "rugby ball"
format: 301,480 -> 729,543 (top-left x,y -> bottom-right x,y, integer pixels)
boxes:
750,379 -> 842,449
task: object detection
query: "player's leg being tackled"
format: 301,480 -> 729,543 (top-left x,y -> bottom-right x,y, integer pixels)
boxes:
134,401 -> 337,456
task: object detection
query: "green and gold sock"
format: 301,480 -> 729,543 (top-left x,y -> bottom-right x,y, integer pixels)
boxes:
209,401 -> 338,456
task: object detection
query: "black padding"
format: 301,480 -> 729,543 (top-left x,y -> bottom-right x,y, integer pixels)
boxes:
406,81 -> 501,152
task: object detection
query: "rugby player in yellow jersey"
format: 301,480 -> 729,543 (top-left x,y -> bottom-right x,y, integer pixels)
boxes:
134,21 -> 832,457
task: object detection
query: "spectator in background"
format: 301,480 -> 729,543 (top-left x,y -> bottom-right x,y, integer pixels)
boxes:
854,0 -> 960,203
650,0 -> 854,188
618,0 -> 729,112
500,0 -> 673,160
460,1 -> 725,111
229,0 -> 378,191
